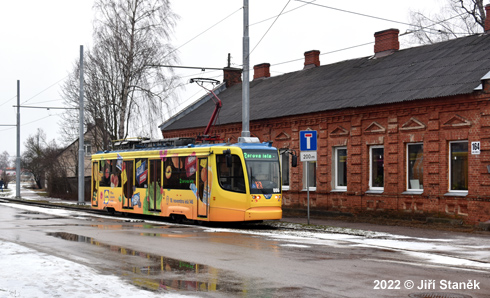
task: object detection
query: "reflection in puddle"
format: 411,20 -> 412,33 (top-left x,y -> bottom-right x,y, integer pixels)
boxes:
15,212 -> 64,220
47,232 -> 242,295
90,224 -> 195,238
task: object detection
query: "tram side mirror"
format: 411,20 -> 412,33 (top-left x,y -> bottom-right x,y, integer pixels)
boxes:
223,149 -> 232,167
288,150 -> 297,167
291,154 -> 298,167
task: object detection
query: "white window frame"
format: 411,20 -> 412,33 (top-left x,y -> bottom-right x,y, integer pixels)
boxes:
302,161 -> 316,191
406,143 -> 423,192
369,145 -> 384,191
448,140 -> 468,194
84,143 -> 92,156
334,147 -> 347,191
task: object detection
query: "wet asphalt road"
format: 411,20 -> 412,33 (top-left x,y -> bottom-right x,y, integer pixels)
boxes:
0,201 -> 489,298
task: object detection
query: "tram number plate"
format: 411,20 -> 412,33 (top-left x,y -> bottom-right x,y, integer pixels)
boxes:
300,151 -> 317,161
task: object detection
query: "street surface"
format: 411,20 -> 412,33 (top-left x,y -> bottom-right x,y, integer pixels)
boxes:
0,191 -> 489,297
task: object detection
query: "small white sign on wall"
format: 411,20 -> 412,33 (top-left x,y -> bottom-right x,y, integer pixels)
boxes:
471,141 -> 481,154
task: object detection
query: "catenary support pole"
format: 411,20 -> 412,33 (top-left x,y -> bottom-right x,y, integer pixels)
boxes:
16,80 -> 20,198
241,0 -> 250,138
78,45 -> 85,205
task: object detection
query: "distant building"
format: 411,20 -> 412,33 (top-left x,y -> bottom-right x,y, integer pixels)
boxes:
5,167 -> 16,176
159,8 -> 490,225
51,121 -> 111,200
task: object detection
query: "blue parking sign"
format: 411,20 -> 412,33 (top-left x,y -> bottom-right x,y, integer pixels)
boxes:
300,130 -> 317,151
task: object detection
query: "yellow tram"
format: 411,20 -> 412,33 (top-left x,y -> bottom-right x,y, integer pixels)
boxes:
91,138 -> 283,222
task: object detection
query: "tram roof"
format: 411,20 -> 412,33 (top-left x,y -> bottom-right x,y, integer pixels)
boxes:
94,140 -> 277,155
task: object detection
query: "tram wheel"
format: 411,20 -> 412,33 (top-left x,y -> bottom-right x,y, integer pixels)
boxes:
171,214 -> 183,223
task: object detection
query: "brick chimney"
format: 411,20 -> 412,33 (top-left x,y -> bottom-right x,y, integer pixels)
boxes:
485,4 -> 490,33
304,50 -> 320,69
253,63 -> 270,80
374,29 -> 399,58
223,67 -> 242,88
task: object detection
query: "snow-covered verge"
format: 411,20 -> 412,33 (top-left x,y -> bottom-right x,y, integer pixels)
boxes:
0,240 -> 196,298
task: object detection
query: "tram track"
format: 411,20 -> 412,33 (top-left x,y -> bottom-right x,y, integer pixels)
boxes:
0,197 -> 278,229
0,197 -> 108,216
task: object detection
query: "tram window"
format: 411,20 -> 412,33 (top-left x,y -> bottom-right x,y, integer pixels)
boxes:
135,158 -> 148,188
216,154 -> 245,193
99,160 -> 121,187
164,156 -> 197,190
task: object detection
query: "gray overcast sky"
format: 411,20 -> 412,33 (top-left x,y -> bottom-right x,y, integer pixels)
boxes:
0,0 -> 444,160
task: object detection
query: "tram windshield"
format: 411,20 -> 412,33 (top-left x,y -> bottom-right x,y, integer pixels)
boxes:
243,149 -> 281,194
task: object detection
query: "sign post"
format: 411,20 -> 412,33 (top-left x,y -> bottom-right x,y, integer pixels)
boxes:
300,130 -> 317,225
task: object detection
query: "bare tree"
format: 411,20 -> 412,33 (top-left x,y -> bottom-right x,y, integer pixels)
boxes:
60,0 -> 180,145
21,129 -> 61,189
409,0 -> 485,44
0,151 -> 13,189
0,151 -> 10,170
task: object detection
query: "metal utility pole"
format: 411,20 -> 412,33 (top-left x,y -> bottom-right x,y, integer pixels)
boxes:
16,80 -> 20,198
78,45 -> 85,205
241,0 -> 250,138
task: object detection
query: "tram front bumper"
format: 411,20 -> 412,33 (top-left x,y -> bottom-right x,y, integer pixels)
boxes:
245,207 -> 282,221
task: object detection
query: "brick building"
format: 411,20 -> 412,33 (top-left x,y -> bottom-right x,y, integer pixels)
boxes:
160,9 -> 490,224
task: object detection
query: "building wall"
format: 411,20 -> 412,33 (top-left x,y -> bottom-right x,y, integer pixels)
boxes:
56,139 -> 93,178
162,91 -> 490,224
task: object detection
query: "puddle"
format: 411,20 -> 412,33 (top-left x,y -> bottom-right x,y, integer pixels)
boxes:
90,223 -> 174,230
89,224 -> 197,239
47,232 -> 245,295
15,212 -> 64,220
46,231 -> 329,296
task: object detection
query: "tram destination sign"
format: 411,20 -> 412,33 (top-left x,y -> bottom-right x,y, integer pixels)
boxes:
243,150 -> 278,161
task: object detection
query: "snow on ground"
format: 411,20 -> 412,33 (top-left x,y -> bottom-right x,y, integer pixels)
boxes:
0,241 -> 195,298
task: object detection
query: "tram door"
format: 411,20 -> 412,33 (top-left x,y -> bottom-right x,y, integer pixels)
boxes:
149,159 -> 162,211
122,160 -> 134,209
92,161 -> 98,207
197,158 -> 208,217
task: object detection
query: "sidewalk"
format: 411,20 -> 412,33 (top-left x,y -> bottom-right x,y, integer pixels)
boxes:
280,212 -> 490,238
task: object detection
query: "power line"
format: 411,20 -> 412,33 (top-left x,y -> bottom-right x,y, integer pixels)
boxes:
294,0 -> 413,27
13,105 -> 78,110
250,0 -> 317,26
21,76 -> 68,105
22,113 -> 62,127
250,0 -> 291,57
149,64 -> 224,71
164,7 -> 242,60
0,95 -> 17,108
0,113 -> 62,132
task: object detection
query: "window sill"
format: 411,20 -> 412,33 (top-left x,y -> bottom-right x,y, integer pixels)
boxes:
444,191 -> 468,197
302,188 -> 316,192
282,186 -> 290,191
402,190 -> 423,195
365,189 -> 384,194
330,189 -> 347,192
